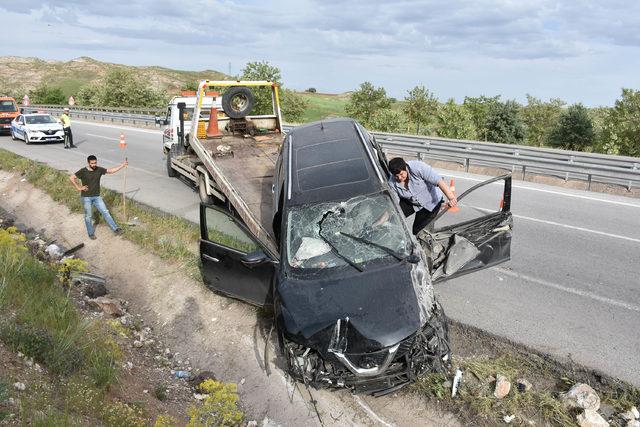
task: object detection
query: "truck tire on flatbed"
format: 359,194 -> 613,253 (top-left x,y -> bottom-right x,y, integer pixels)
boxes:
166,147 -> 177,177
221,86 -> 255,119
198,174 -> 213,205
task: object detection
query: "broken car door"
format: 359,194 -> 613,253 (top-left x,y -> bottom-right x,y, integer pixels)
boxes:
199,204 -> 275,306
417,174 -> 513,283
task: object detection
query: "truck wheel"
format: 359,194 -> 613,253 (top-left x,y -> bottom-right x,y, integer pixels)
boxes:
198,174 -> 214,205
221,86 -> 255,119
166,147 -> 177,177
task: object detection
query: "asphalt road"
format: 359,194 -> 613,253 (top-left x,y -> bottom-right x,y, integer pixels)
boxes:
2,120 -> 639,386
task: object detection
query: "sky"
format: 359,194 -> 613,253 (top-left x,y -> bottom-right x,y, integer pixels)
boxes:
1,0 -> 639,106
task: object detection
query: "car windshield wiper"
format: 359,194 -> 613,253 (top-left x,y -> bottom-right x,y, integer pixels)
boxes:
318,210 -> 364,272
338,231 -> 404,261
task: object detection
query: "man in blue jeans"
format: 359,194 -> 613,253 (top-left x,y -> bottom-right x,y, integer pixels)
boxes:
70,155 -> 128,240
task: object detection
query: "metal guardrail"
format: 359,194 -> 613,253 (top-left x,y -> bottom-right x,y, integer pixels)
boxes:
26,105 -> 640,190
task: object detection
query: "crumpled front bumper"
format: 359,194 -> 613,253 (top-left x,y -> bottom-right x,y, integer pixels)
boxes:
283,302 -> 450,396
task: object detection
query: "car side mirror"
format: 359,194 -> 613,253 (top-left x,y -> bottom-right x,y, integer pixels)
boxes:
240,250 -> 269,266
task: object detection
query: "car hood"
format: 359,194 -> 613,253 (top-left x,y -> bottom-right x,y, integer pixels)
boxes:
277,262 -> 424,353
26,124 -> 63,131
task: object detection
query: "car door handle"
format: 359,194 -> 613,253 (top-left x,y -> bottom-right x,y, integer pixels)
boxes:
203,254 -> 220,263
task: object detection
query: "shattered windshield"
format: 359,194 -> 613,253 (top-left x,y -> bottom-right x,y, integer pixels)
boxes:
286,193 -> 411,270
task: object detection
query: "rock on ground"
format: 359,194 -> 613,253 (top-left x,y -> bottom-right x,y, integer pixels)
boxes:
84,282 -> 108,299
88,296 -> 124,317
577,409 -> 609,427
494,374 -> 511,399
561,383 -> 601,411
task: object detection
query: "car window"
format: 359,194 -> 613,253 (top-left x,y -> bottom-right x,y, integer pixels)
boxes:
286,193 -> 410,269
0,100 -> 17,112
204,207 -> 259,253
433,175 -> 510,230
25,115 -> 56,125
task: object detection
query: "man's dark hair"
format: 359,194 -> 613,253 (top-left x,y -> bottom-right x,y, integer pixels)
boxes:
87,155 -> 97,162
388,157 -> 407,175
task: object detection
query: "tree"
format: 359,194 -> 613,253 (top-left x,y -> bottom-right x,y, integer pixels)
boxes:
182,80 -> 199,91
463,95 -> 501,141
306,87 -> 317,93
600,88 -> 640,157
75,83 -> 102,106
97,69 -> 165,108
345,82 -> 392,127
240,61 -> 307,121
402,85 -> 438,134
547,104 -> 595,151
370,108 -> 405,133
521,95 -> 565,147
280,89 -> 308,123
484,100 -> 525,144
28,84 -> 66,105
241,61 -> 282,115
435,99 -> 477,140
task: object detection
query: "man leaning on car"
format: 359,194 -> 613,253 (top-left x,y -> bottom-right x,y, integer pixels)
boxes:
60,108 -> 75,148
388,157 -> 457,235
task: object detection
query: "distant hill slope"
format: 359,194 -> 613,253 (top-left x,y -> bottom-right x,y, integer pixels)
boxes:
0,56 -> 228,98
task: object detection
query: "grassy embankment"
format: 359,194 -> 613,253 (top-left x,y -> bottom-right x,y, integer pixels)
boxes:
296,92 -> 350,122
0,149 -> 244,425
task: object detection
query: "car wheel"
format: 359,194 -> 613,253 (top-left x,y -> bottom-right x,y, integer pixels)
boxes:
166,146 -> 177,177
198,174 -> 214,205
221,86 -> 255,119
25,135 -> 31,145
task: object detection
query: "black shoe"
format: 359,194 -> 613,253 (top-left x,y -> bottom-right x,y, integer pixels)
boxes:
89,234 -> 97,240
70,145 -> 76,148
64,146 -> 69,149
114,228 -> 124,235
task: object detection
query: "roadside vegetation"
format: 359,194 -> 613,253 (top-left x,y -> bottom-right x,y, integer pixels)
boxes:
411,328 -> 640,426
0,149 -> 202,281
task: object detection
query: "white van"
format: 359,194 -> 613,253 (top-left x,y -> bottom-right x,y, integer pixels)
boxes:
156,92 -> 221,153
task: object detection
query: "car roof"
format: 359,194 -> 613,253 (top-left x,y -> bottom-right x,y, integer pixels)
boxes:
287,118 -> 385,206
22,113 -> 53,117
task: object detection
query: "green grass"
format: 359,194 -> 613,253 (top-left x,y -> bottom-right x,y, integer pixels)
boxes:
297,92 -> 350,123
0,227 -> 119,384
412,353 -> 640,426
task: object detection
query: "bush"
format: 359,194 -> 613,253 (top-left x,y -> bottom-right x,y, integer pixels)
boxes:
547,104 -> 595,151
187,380 -> 244,426
306,87 -> 317,93
29,84 -> 66,105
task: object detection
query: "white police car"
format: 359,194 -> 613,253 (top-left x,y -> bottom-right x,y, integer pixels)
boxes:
10,113 -> 65,144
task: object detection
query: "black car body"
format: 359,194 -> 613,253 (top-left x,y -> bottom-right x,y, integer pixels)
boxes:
199,118 -> 513,395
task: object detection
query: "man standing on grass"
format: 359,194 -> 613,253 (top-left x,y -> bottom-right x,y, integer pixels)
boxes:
70,155 -> 127,240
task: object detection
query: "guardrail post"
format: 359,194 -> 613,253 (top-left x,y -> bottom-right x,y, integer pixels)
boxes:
417,152 -> 424,161
464,158 -> 470,172
522,165 -> 526,180
566,156 -> 574,181
587,174 -> 592,190
630,164 -> 638,191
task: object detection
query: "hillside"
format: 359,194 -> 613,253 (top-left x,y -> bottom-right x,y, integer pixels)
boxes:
0,56 -> 228,98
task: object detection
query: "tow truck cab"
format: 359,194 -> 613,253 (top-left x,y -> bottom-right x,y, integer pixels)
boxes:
156,91 -> 219,154
0,97 -> 19,133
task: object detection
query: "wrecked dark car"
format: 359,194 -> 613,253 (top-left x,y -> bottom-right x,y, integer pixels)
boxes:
198,118 -> 513,395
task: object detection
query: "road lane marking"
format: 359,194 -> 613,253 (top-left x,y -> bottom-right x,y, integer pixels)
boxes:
468,205 -> 640,243
86,133 -> 118,141
495,268 -> 640,313
513,213 -> 640,244
442,172 -> 640,209
353,395 -> 394,427
74,120 -> 162,135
